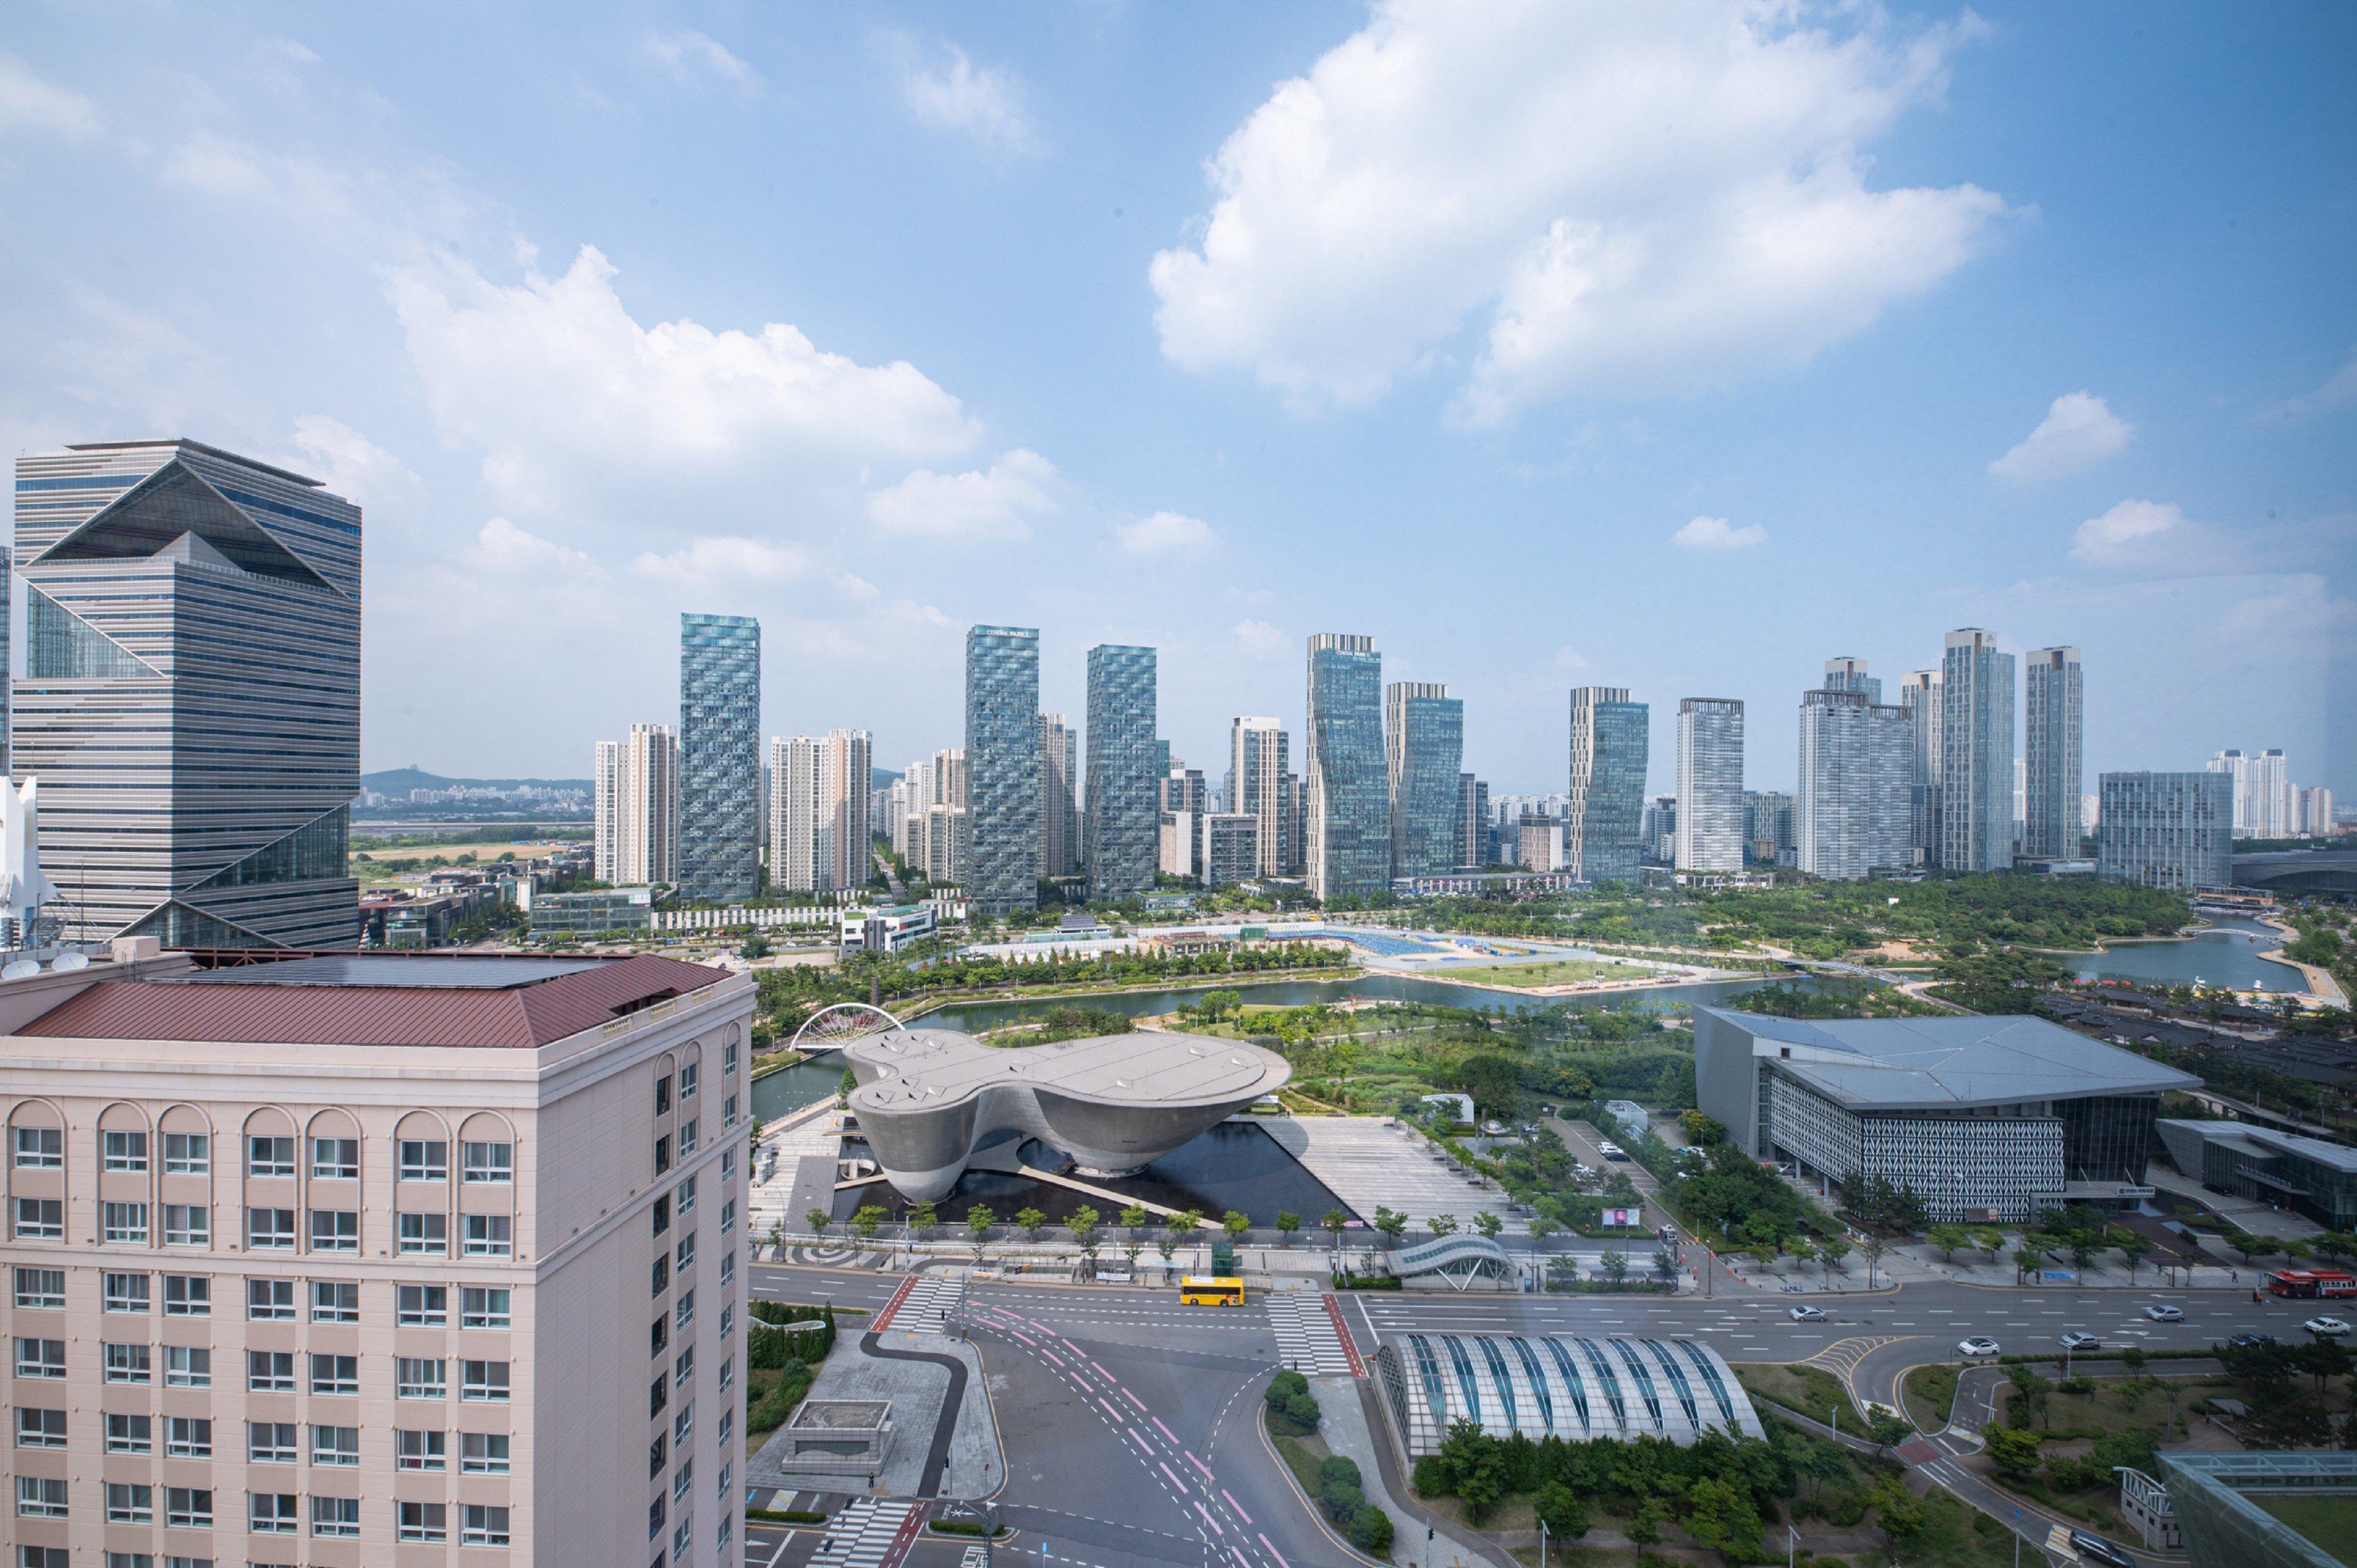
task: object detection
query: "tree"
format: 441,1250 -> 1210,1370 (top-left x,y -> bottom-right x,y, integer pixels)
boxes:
1473,1211 -> 1504,1239
1861,1231 -> 1889,1288
1602,1250 -> 1631,1287
1373,1207 -> 1409,1250
1016,1207 -> 1049,1243
1275,1211 -> 1302,1248
1321,1210 -> 1350,1247
1872,1481 -> 1925,1567
1654,1248 -> 1681,1289
908,1198 -> 938,1244
1983,1427 -> 2042,1480
1071,1206 -> 1102,1258
2006,1364 -> 2051,1430
1533,1482 -> 1589,1540
837,1068 -> 857,1105
1429,1213 -> 1460,1241
766,1215 -> 787,1255
2013,1245 -> 2042,1285
852,1205 -> 887,1243
1222,1210 -> 1252,1242
804,1208 -> 832,1239
1683,1476 -> 1762,1561
2115,1229 -> 2152,1283
1120,1203 -> 1151,1242
1819,1234 -> 1852,1280
966,1205 -> 995,1244
1927,1225 -> 1968,1264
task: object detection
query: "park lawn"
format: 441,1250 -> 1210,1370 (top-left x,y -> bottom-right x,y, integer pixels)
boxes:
1734,1363 -> 1866,1430
1904,1364 -> 1960,1433
2020,1375 -> 2221,1444
1904,1487 -> 2030,1568
1456,958 -> 1657,989
2256,1497 -> 2357,1568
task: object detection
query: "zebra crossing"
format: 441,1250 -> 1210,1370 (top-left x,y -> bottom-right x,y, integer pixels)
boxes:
1267,1292 -> 1356,1375
892,1274 -> 965,1335
807,1499 -> 922,1568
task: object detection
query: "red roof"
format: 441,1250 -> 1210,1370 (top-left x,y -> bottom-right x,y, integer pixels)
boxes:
16,955 -> 734,1049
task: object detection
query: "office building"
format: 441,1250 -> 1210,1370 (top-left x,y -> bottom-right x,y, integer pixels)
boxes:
1038,714 -> 1079,879
1696,1007 -> 2199,1222
1897,669 -> 1941,864
1457,775 -> 1490,869
1796,690 -> 1912,880
1674,699 -> 1745,873
1643,797 -> 1678,863
0,945 -> 754,1567
1566,688 -> 1649,885
1938,629 -> 2015,872
2097,772 -> 2234,891
11,439 -> 362,946
678,614 -> 760,902
1226,718 -> 1292,880
1201,814 -> 1258,887
1822,656 -> 1881,705
2155,1121 -> 2357,1233
2158,1452 -> 2357,1568
1385,682 -> 1463,880
965,626 -> 1040,915
1083,645 -> 1157,902
597,723 -> 679,888
1304,634 -> 1388,902
2023,647 -> 2083,859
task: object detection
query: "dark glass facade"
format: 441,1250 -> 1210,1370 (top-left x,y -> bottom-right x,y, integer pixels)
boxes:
678,613 -> 761,902
1306,634 -> 1387,902
965,625 -> 1039,915
1084,644 -> 1157,902
2056,1094 -> 2162,1187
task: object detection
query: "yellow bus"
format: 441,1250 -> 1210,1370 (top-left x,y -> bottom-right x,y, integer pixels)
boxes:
1179,1276 -> 1245,1307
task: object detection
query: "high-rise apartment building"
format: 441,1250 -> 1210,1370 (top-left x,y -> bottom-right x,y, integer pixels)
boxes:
1160,767 -> 1206,815
595,741 -> 623,883
1897,669 -> 1942,865
1745,790 -> 1796,866
2099,772 -> 2234,889
2303,786 -> 2335,839
768,735 -> 829,893
2023,647 -> 2083,859
965,627 -> 1039,915
1674,699 -> 1745,873
2213,747 -> 2295,839
1083,645 -> 1157,902
1566,688 -> 1649,885
11,439 -> 361,946
1938,629 -> 2016,873
826,729 -> 872,891
0,946 -> 752,1568
1227,719 -> 1292,879
1038,714 -> 1079,880
678,614 -> 760,902
1385,682 -> 1463,880
1822,656 -> 1882,705
597,724 -> 679,888
1304,634 -> 1388,902
1796,690 -> 1912,879
1643,797 -> 1678,863
1458,774 -> 1490,869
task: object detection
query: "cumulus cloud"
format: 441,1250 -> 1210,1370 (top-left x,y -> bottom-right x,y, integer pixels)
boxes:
1231,619 -> 1287,659
864,449 -> 1058,543
890,34 -> 1038,154
1673,515 -> 1766,551
2069,498 -> 2184,568
1150,0 -> 2007,418
632,534 -> 814,587
286,415 -> 425,523
1989,391 -> 2133,482
387,245 -> 978,518
0,52 -> 99,138
474,517 -> 600,577
1111,511 -> 1219,558
2268,346 -> 2357,421
645,31 -> 759,94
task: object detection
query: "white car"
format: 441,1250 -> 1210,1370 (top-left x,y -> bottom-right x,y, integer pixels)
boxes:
1958,1337 -> 2001,1357
2305,1315 -> 2351,1337
2143,1304 -> 2184,1322
1789,1306 -> 1828,1321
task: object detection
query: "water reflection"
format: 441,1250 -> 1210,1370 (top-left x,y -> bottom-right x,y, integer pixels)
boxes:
2055,915 -> 2298,994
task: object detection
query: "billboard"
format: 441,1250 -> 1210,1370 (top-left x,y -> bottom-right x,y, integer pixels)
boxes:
1602,1207 -> 1642,1228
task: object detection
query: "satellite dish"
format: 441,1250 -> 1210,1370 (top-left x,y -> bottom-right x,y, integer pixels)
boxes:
2,960 -> 39,981
51,952 -> 88,973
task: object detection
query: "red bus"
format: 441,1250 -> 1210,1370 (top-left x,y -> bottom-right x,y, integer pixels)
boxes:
2264,1268 -> 2357,1299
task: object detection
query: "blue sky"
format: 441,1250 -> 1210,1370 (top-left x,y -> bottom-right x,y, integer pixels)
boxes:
2,2 -> 2351,798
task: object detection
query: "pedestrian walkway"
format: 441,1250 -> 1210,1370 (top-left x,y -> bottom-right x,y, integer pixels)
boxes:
1267,1292 -> 1355,1375
807,1499 -> 923,1568
883,1274 -> 965,1335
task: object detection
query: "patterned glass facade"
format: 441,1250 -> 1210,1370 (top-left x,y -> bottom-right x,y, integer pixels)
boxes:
1386,683 -> 1462,879
1374,1335 -> 1762,1457
965,625 -> 1039,915
678,613 -> 760,901
1084,644 -> 1157,901
1304,634 -> 1387,902
1567,689 -> 1648,885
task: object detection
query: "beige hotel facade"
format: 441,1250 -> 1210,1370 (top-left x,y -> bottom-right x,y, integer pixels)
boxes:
1,946 -> 754,1568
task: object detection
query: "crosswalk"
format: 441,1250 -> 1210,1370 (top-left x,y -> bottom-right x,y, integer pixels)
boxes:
892,1274 -> 966,1335
1267,1292 -> 1356,1375
807,1499 -> 923,1568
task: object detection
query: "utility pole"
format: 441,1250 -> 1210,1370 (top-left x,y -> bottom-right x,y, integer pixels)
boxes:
1541,1519 -> 1550,1568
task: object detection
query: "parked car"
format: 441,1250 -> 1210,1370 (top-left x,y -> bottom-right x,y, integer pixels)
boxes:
2142,1305 -> 2184,1322
1598,1141 -> 1629,1161
2060,1332 -> 2102,1352
2304,1316 -> 2351,1337
2070,1531 -> 2135,1568
1958,1337 -> 2000,1357
1789,1306 -> 1828,1321
2225,1332 -> 2277,1349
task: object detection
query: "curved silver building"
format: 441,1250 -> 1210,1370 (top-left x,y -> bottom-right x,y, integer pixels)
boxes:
1373,1335 -> 1764,1456
842,1026 -> 1290,1202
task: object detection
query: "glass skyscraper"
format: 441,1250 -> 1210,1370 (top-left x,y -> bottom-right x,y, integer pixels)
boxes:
1304,633 -> 1388,902
2024,646 -> 2083,859
965,625 -> 1039,915
679,612 -> 760,901
1385,682 -> 1462,879
11,439 -> 361,946
1566,687 -> 1649,885
1939,628 -> 2016,872
1084,644 -> 1157,902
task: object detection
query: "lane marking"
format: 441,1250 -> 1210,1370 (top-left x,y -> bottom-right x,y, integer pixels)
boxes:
1154,1416 -> 1179,1443
1160,1459 -> 1189,1492
1260,1532 -> 1292,1567
1195,1502 -> 1224,1536
1187,1451 -> 1214,1480
1222,1489 -> 1252,1524
1124,1389 -> 1148,1411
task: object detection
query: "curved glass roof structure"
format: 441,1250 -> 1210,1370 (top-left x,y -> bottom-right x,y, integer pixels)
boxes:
1373,1334 -> 1763,1457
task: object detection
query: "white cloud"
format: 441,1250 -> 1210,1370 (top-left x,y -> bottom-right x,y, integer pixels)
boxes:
632,534 -> 813,587
0,52 -> 99,138
1111,510 -> 1219,558
1551,645 -> 1592,674
286,415 -> 425,523
864,449 -> 1058,543
1231,619 -> 1287,659
2268,345 -> 2357,421
2069,498 -> 2183,568
1150,0 -> 2007,417
645,31 -> 759,94
890,35 -> 1038,155
474,517 -> 600,577
1989,391 -> 2133,482
1673,515 -> 1766,551
161,135 -> 274,198
387,245 -> 978,518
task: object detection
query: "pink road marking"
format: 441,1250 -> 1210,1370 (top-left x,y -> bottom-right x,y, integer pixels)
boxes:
1159,1460 -> 1188,1493
1040,1349 -> 1064,1369
1122,1388 -> 1147,1410
1129,1427 -> 1150,1450
1091,1362 -> 1112,1378
1221,1489 -> 1252,1524
1009,1332 -> 1036,1347
1186,1451 -> 1213,1480
1152,1417 -> 1178,1443
1101,1399 -> 1124,1422
1194,1502 -> 1224,1536
1063,1340 -> 1085,1358
1259,1533 -> 1291,1568
1232,1549 -> 1253,1568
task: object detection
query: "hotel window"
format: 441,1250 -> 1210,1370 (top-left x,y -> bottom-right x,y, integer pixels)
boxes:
247,1350 -> 294,1392
248,1278 -> 296,1319
164,1345 -> 211,1388
164,1416 -> 211,1458
312,1425 -> 359,1466
247,1136 -> 296,1177
462,1140 -> 513,1183
725,1092 -> 739,1128
310,1352 -> 360,1395
246,1207 -> 296,1249
724,1038 -> 738,1076
309,1138 -> 358,1179
13,1126 -> 60,1167
104,1271 -> 150,1313
461,1358 -> 510,1401
396,1427 -> 447,1470
399,1500 -> 449,1543
104,1340 -> 152,1384
106,1412 -> 152,1453
15,1336 -> 64,1378
675,1231 -> 696,1272
679,1061 -> 699,1100
461,1285 -> 511,1329
309,1208 -> 359,1252
398,1211 -> 448,1254
675,1288 -> 695,1331
461,1430 -> 511,1474
15,1407 -> 65,1448
15,1197 -> 62,1239
162,1203 -> 208,1247
103,1201 -> 150,1244
722,1198 -> 735,1234
312,1279 -> 358,1322
678,1118 -> 699,1157
248,1422 -> 297,1463
653,1195 -> 670,1236
677,1175 -> 697,1215
164,1485 -> 212,1528
13,1267 -> 64,1309
720,1303 -> 734,1342
250,1491 -> 299,1532
163,1131 -> 209,1173
397,1356 -> 447,1399
16,1474 -> 69,1517
311,1495 -> 360,1538
398,1283 -> 448,1325
656,1074 -> 673,1117
105,1482 -> 153,1523
654,1134 -> 671,1175
104,1129 -> 149,1172
675,1344 -> 694,1390
462,1503 -> 512,1547
398,1139 -> 448,1181
462,1213 -> 512,1257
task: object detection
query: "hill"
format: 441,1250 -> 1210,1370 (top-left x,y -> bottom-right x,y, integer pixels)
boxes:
363,766 -> 592,795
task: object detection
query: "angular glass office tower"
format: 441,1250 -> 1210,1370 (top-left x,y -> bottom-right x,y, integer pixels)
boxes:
1304,633 -> 1388,902
1038,712 -> 1079,879
2024,647 -> 2083,859
1675,698 -> 1746,872
1385,682 -> 1462,879
1566,687 -> 1649,884
679,613 -> 760,901
1084,644 -> 1158,902
11,439 -> 361,946
965,625 -> 1039,915
1939,628 -> 2016,872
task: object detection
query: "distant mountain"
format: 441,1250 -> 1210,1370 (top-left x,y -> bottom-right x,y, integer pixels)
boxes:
871,767 -> 902,789
363,766 -> 592,794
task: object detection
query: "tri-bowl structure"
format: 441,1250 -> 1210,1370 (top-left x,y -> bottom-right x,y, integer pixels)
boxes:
841,1025 -> 1292,1202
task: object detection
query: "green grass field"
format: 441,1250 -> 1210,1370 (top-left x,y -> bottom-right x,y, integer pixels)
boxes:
2255,1495 -> 2357,1567
1460,958 -> 1657,989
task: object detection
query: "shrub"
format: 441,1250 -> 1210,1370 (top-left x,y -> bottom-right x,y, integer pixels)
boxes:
1319,1456 -> 1363,1494
1266,1370 -> 1310,1409
1285,1392 -> 1322,1431
1534,1482 -> 1589,1538
1349,1505 -> 1394,1553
